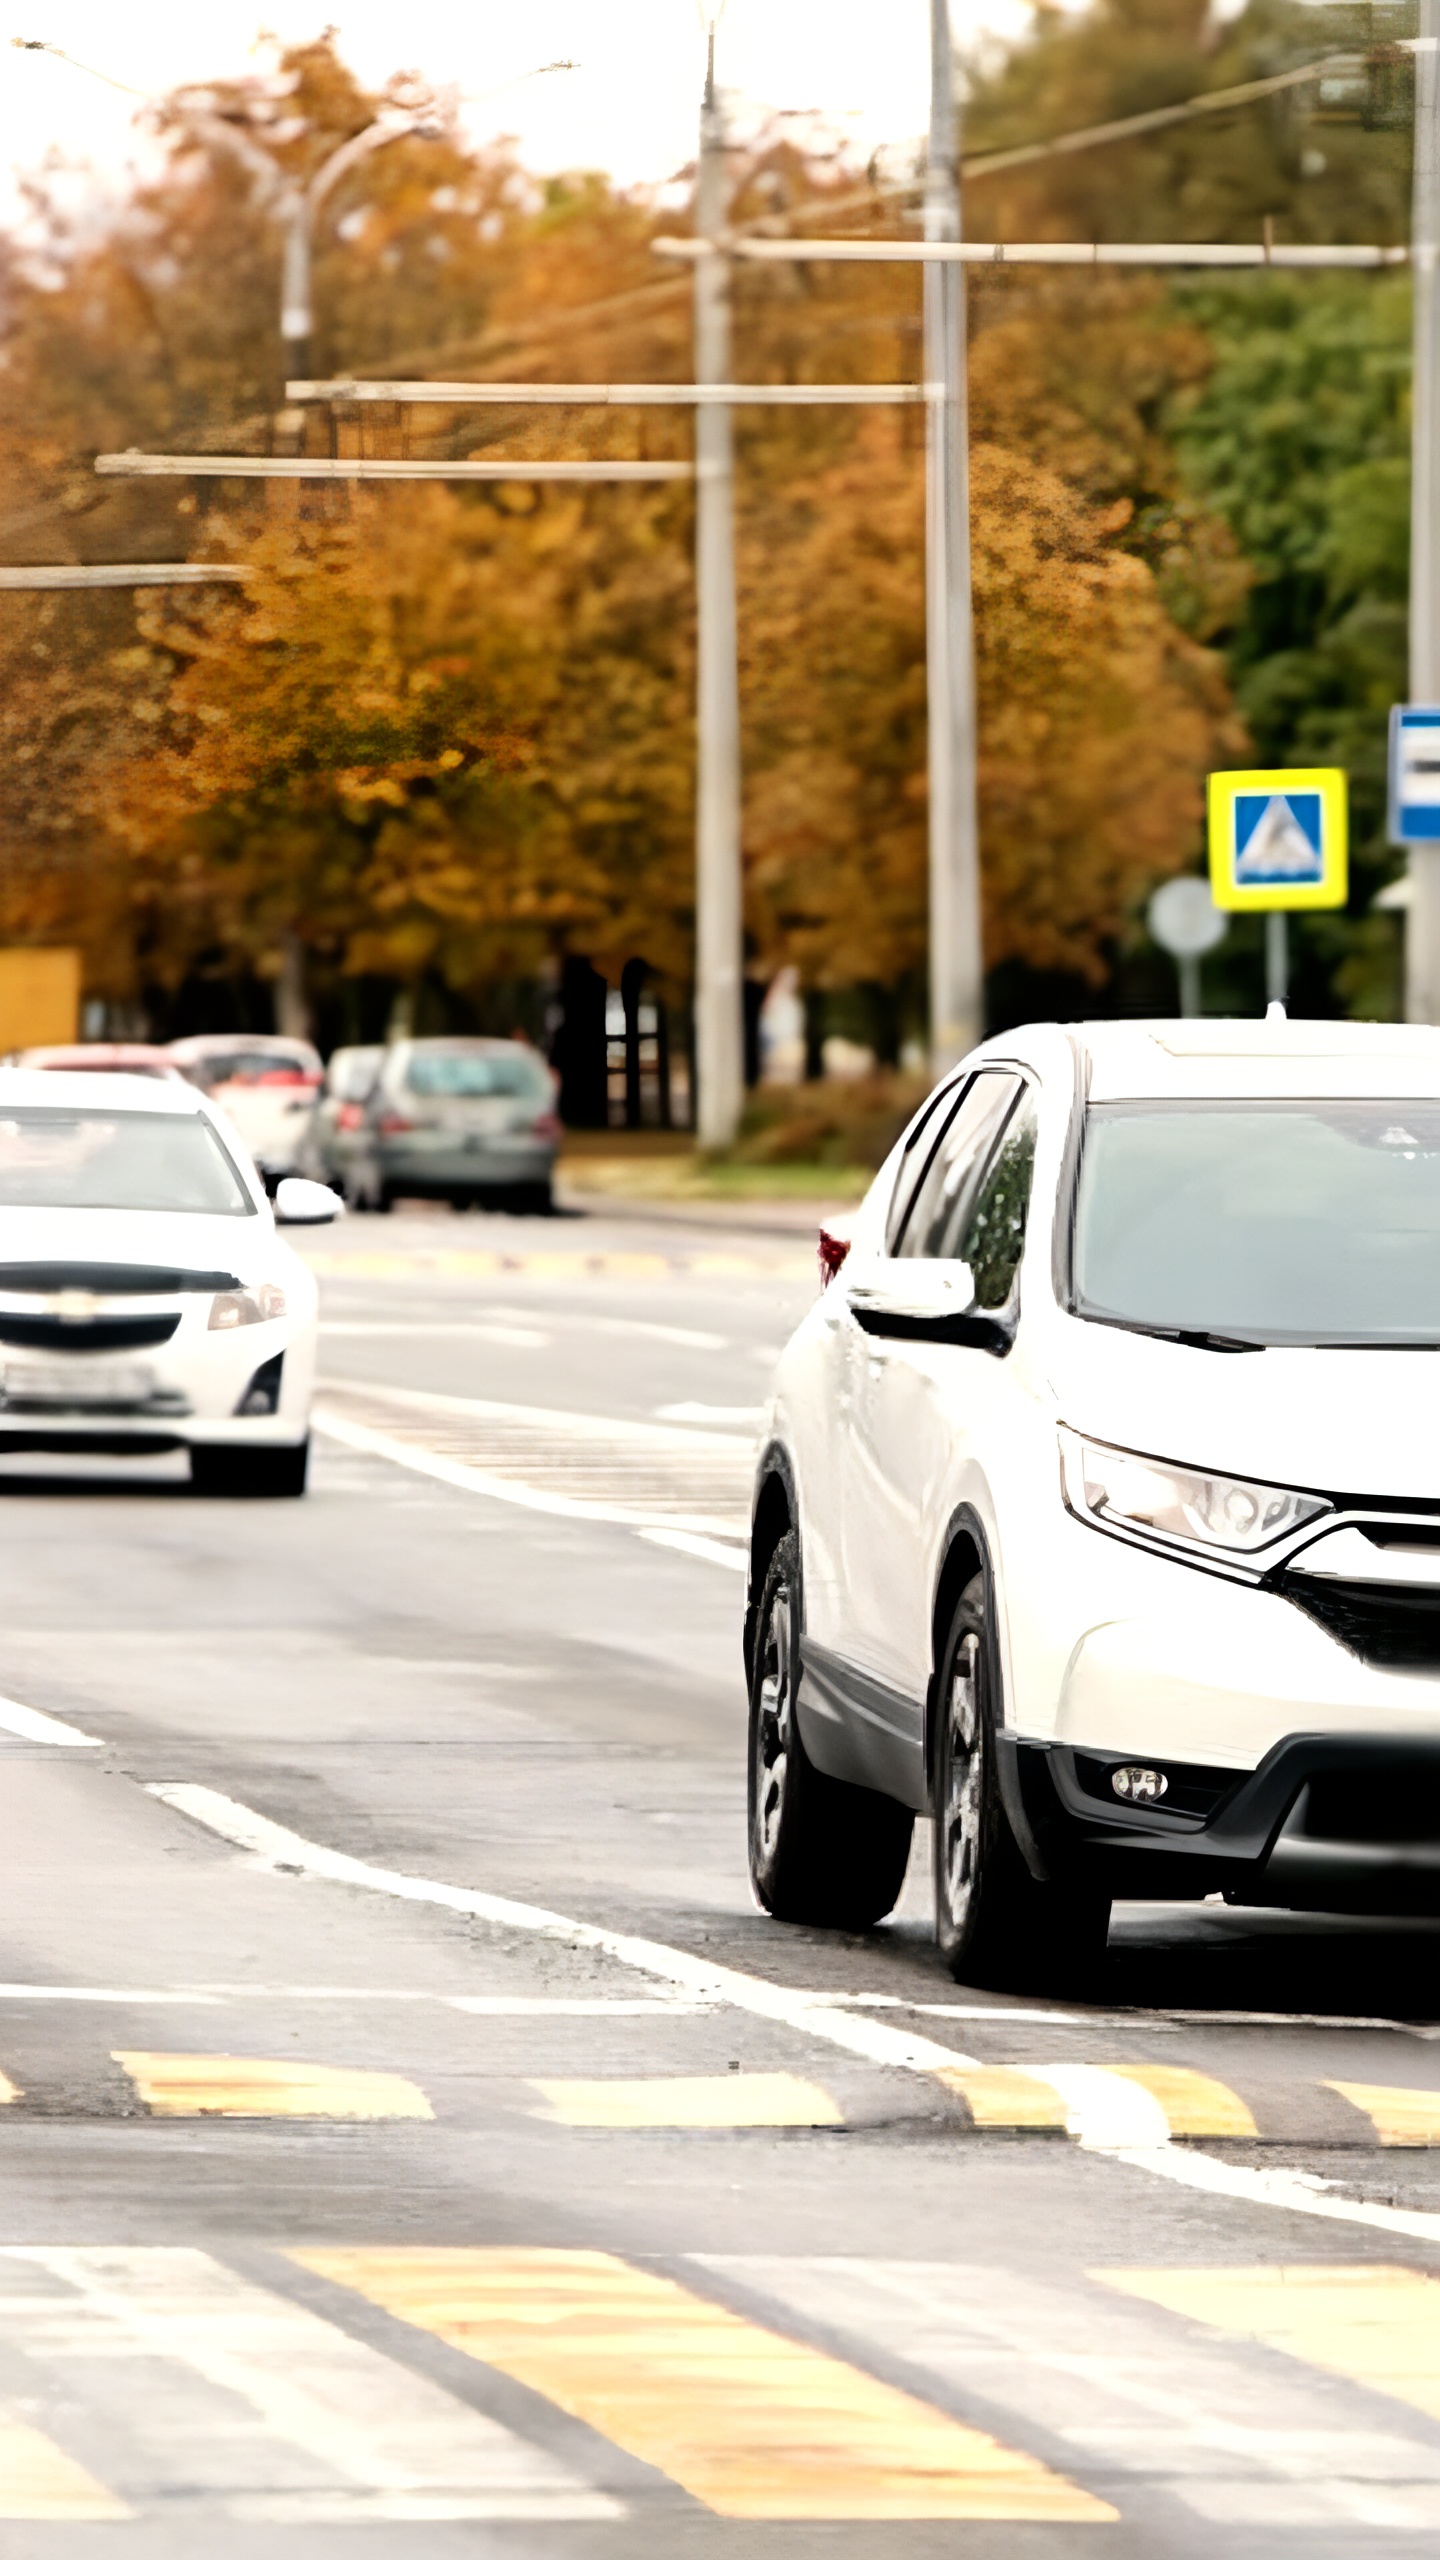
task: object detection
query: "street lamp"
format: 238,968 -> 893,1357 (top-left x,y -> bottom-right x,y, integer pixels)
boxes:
172,98 -> 443,388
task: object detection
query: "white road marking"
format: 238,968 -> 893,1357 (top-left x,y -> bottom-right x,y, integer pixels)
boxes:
143,1784 -> 1440,2247
0,1694 -> 99,1748
638,1527 -> 749,1571
321,1322 -> 550,1347
0,2246 -> 615,2521
148,1784 -> 981,2077
654,1403 -> 765,1425
316,1382 -> 753,1536
699,2257 -> 1440,2529
1024,2064 -> 1175,2150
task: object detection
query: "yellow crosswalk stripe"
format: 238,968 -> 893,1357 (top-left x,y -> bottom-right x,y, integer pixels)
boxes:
0,2415 -> 128,2519
294,2248 -> 1115,2521
1327,2082 -> 1440,2145
1104,2065 -> 1259,2139
530,2073 -> 843,2128
0,2072 -> 18,2106
934,2066 -> 1070,2130
112,2054 -> 433,2119
1097,2266 -> 1440,2425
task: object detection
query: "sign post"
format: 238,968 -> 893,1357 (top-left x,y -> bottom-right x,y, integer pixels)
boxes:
1207,768 -> 1348,1009
1148,876 -> 1227,1017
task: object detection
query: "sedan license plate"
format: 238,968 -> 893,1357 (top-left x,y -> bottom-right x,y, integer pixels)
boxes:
3,1358 -> 155,1407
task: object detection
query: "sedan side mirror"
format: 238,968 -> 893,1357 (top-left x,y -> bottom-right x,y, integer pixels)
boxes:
274,1176 -> 345,1225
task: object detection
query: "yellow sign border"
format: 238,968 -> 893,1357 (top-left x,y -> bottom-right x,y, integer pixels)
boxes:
1207,768 -> 1348,912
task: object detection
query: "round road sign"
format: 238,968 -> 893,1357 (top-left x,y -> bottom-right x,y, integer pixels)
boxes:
1149,875 -> 1227,958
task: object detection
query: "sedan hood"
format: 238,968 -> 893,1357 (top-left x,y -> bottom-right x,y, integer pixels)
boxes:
1049,1315 -> 1440,1503
0,1206 -> 278,1286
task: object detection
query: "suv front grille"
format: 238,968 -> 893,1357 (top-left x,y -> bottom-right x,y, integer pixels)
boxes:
1279,1576 -> 1440,1672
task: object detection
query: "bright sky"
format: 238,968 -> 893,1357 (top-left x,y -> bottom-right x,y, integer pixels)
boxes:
2,3 -> 1040,225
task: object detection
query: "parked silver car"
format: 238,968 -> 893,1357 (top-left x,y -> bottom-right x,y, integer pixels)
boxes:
349,1038 -> 560,1213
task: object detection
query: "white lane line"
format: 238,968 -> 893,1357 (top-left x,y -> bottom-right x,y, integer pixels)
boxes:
1021,2065 -> 1174,2150
148,1784 -> 980,2078
654,1403 -> 765,1426
0,1986 -> 221,2004
145,1785 -> 1440,2246
484,1307 -> 732,1354
322,1323 -> 550,1347
1108,2141 -> 1440,2247
0,2246 -> 614,2520
0,1694 -> 99,1748
313,1407 -> 745,1539
638,1527 -> 749,1572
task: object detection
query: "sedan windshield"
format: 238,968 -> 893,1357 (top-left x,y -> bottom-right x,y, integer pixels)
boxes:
1074,1100 -> 1440,1346
0,1109 -> 254,1215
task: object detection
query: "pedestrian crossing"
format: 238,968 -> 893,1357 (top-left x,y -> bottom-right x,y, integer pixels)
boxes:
0,2246 -> 1439,2527
315,1377 -> 754,1537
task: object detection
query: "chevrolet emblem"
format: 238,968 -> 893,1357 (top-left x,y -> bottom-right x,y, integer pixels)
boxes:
49,1290 -> 98,1323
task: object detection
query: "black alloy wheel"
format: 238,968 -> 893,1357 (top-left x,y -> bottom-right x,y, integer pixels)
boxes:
934,1571 -> 1109,1988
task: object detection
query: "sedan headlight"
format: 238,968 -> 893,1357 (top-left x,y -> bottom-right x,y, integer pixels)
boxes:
1059,1427 -> 1328,1558
208,1282 -> 286,1331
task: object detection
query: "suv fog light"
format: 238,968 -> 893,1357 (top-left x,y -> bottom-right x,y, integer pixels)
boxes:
1111,1765 -> 1168,1803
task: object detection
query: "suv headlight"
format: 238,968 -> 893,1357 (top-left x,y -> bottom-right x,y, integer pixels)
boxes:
209,1282 -> 286,1331
1059,1426 -> 1328,1559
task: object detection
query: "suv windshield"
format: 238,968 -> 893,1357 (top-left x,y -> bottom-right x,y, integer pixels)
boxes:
0,1109 -> 253,1215
1074,1100 -> 1440,1346
405,1048 -> 548,1101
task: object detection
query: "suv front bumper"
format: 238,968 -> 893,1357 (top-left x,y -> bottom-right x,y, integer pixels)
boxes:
1004,1730 -> 1440,1913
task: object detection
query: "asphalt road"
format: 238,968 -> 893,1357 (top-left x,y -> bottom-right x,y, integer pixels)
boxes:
1,1201 -> 1440,2555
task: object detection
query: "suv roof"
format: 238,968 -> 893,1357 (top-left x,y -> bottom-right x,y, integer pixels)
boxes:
1075,1017 -> 1440,1104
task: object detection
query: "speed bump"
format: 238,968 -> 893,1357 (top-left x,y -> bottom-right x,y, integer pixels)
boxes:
112,2054 -> 433,2119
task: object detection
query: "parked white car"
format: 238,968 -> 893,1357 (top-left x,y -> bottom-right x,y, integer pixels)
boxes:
747,1017 -> 1440,1983
166,1034 -> 323,1188
0,1069 -> 339,1494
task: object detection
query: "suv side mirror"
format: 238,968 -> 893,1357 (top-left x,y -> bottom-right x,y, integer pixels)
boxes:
274,1176 -> 344,1225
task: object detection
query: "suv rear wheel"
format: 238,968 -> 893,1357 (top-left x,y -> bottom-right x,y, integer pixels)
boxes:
748,1531 -> 914,1929
935,1572 -> 1109,1988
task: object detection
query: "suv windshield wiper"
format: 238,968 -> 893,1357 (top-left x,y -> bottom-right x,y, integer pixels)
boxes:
1094,1317 -> 1265,1355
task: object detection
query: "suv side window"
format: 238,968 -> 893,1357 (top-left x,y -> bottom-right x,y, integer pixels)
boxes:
901,1072 -> 1023,1260
884,1076 -> 970,1255
956,1087 -> 1040,1307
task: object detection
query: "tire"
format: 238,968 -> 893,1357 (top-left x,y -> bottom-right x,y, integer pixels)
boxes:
934,1571 -> 1109,1989
191,1438 -> 310,1499
748,1530 -> 914,1929
507,1180 -> 553,1217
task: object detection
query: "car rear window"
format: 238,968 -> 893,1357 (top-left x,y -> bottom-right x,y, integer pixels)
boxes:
0,1110 -> 254,1215
404,1049 -> 549,1100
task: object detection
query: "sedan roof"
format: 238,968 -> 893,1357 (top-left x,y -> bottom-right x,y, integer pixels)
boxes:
0,1067 -> 207,1114
1078,1017 -> 1440,1103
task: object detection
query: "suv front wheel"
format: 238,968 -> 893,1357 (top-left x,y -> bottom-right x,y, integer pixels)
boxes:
934,1572 -> 1109,1988
748,1530 -> 914,1930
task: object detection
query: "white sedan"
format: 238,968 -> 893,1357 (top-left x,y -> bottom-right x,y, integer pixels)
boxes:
0,1068 -> 339,1495
747,1017 -> 1440,1983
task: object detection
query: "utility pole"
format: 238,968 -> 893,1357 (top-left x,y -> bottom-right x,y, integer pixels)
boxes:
1409,0 -> 1440,1023
692,24 -> 745,1148
924,0 -> 984,1072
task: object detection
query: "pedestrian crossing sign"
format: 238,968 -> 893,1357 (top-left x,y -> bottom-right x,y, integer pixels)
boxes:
1207,767 -> 1347,911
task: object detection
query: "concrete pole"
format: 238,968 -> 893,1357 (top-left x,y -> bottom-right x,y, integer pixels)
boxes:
1409,0 -> 1440,1022
692,27 -> 745,1146
924,0 -> 984,1072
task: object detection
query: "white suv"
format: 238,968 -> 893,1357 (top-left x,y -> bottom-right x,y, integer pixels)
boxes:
746,1018 -> 1440,1982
